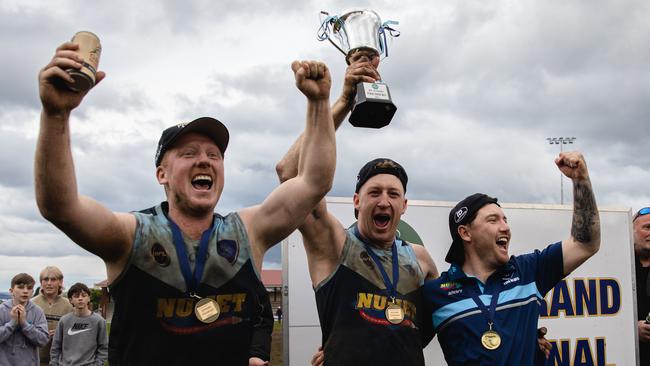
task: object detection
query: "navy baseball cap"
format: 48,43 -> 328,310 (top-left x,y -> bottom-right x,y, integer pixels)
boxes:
155,117 -> 229,167
354,158 -> 408,218
355,158 -> 408,193
445,193 -> 500,265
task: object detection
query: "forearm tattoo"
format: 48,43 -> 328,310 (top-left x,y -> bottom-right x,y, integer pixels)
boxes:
571,179 -> 600,244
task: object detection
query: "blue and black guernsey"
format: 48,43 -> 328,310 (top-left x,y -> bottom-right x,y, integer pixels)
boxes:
423,242 -> 564,366
107,202 -> 272,366
315,229 -> 427,365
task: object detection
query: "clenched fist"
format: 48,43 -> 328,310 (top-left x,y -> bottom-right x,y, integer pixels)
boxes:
291,60 -> 331,101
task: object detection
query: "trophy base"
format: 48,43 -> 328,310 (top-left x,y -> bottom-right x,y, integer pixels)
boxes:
349,82 -> 397,128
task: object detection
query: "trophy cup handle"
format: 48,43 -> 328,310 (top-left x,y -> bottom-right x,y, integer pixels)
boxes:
317,12 -> 348,57
378,20 -> 400,59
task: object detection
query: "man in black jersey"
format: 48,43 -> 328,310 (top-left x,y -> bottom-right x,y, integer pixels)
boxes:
276,50 -> 439,365
35,40 -> 337,365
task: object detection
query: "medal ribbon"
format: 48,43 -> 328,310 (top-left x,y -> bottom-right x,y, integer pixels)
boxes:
169,217 -> 220,294
467,280 -> 503,330
354,228 -> 399,299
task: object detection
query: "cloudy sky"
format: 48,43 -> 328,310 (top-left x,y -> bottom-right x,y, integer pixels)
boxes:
0,0 -> 648,291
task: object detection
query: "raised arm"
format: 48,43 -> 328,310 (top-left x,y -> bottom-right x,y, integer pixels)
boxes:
239,60 -> 336,267
273,54 -> 381,286
557,151 -> 601,275
276,52 -> 379,182
34,42 -> 135,282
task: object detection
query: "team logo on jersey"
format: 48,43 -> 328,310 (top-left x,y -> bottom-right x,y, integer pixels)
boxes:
217,240 -> 239,264
360,251 -> 374,270
355,292 -> 416,327
151,243 -> 171,267
157,293 -> 247,335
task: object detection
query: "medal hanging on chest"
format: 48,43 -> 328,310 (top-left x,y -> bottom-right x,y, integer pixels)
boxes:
192,295 -> 221,323
170,218 -> 221,323
468,281 -> 503,350
385,297 -> 405,324
360,230 -> 404,325
480,322 -> 501,350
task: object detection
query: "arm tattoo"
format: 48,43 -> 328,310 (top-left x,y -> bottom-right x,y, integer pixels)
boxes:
571,179 -> 599,245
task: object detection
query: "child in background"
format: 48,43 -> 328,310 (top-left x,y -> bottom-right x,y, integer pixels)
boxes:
50,283 -> 108,366
0,273 -> 49,366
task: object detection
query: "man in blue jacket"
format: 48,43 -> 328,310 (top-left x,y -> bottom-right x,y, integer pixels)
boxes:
424,151 -> 600,366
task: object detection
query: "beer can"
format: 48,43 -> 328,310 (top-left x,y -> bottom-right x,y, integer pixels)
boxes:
66,31 -> 102,92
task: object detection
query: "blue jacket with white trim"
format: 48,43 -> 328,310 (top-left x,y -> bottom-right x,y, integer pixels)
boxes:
423,242 -> 564,366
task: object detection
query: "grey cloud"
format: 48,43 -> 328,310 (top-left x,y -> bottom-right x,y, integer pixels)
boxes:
2,1 -> 649,279
0,130 -> 35,189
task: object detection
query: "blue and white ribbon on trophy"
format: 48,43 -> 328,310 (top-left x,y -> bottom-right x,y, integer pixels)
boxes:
317,10 -> 400,59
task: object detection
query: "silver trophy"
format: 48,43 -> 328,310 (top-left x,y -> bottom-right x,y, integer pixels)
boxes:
318,9 -> 399,128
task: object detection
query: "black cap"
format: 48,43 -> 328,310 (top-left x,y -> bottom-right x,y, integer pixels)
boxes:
355,158 -> 408,193
354,158 -> 408,219
155,117 -> 229,167
445,193 -> 500,265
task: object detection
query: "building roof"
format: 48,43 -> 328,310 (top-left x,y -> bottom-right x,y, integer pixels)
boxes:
261,269 -> 282,287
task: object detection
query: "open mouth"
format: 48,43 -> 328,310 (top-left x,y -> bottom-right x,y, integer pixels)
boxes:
496,237 -> 509,250
192,174 -> 213,190
373,214 -> 391,228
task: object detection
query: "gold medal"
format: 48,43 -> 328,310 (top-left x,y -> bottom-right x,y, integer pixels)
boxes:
481,330 -> 501,350
194,297 -> 220,323
385,300 -> 405,324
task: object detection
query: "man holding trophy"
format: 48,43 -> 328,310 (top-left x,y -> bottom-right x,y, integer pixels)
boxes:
277,9 -> 439,365
317,9 -> 399,128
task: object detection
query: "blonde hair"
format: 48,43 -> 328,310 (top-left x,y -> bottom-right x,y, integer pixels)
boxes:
39,266 -> 64,295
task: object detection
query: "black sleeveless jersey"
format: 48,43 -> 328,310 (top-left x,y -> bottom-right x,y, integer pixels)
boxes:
315,229 -> 427,365
107,202 -> 271,365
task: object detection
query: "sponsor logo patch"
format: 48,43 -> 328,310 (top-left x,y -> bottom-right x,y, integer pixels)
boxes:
151,243 -> 171,267
454,207 -> 468,223
502,276 -> 520,286
440,281 -> 462,291
217,240 -> 239,264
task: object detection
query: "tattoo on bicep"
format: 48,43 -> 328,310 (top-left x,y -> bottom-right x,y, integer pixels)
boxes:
571,179 -> 599,244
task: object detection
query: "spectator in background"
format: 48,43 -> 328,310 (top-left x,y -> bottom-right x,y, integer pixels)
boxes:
276,307 -> 282,324
32,266 -> 73,366
0,273 -> 49,365
50,282 -> 108,366
634,207 -> 650,364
